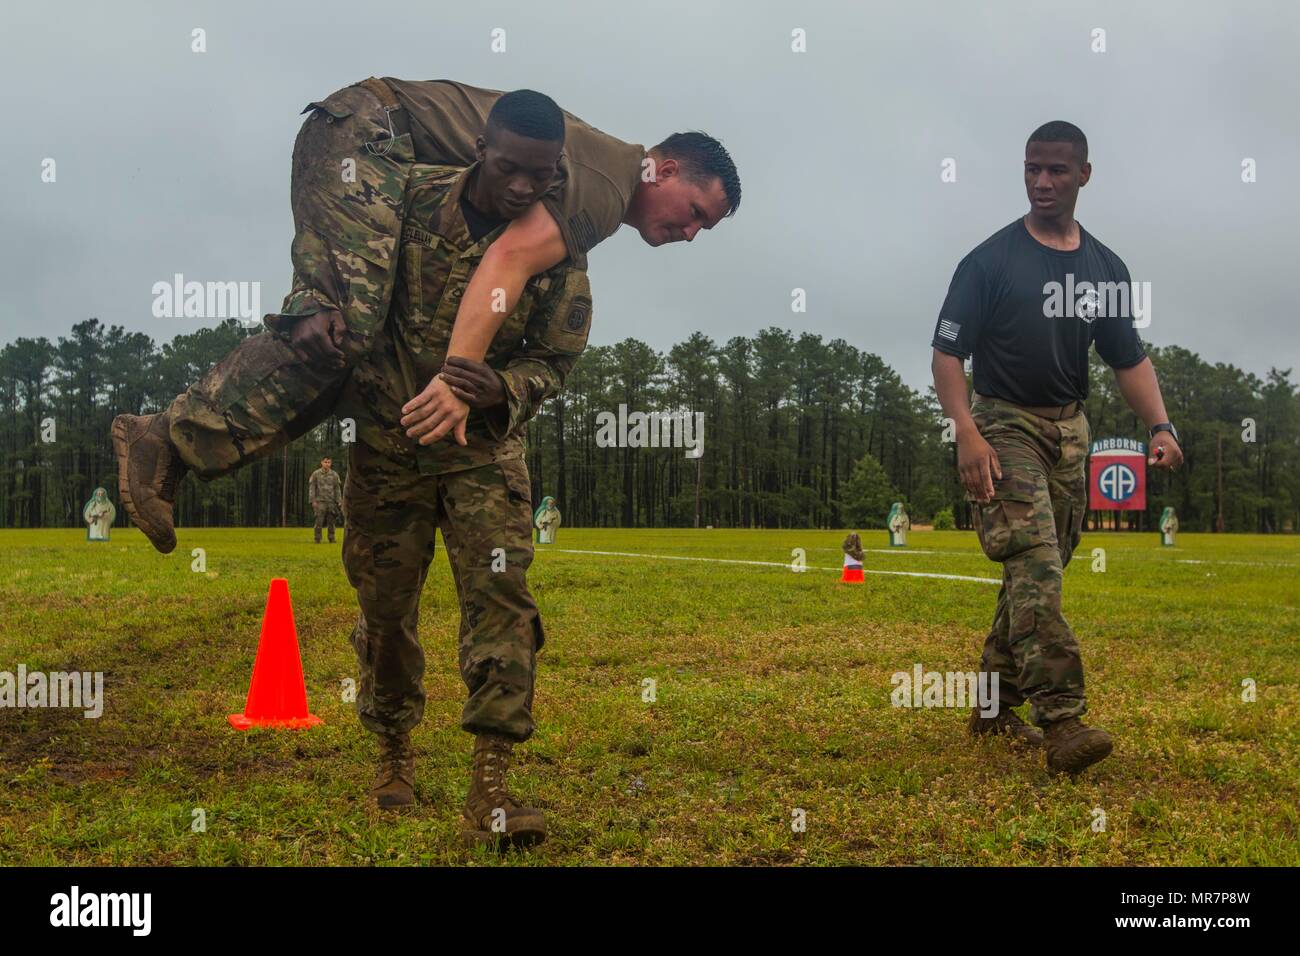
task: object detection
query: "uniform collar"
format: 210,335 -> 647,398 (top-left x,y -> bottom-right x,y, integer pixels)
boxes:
435,162 -> 507,256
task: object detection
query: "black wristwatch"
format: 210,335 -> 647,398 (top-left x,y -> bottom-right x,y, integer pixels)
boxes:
1150,422 -> 1180,446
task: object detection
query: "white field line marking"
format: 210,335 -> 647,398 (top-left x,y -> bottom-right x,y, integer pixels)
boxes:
1173,558 -> 1300,568
820,548 -> 1300,568
809,546 -> 946,556
548,548 -> 1001,585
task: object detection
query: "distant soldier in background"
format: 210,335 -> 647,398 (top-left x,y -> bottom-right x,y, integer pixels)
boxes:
309,457 -> 343,543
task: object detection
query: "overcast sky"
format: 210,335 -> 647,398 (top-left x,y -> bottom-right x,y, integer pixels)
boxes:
3,0 -> 1297,392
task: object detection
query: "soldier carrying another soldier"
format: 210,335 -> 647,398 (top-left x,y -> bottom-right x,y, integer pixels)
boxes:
112,76 -> 740,555
339,151 -> 595,848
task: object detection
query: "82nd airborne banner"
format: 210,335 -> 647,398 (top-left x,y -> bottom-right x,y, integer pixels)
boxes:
1089,437 -> 1147,511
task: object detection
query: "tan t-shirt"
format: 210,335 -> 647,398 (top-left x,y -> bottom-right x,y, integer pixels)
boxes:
382,78 -> 645,270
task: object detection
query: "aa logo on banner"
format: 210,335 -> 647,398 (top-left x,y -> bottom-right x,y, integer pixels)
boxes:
1089,438 -> 1147,511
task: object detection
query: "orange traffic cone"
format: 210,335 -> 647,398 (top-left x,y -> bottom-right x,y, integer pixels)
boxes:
228,578 -> 323,730
840,553 -> 865,584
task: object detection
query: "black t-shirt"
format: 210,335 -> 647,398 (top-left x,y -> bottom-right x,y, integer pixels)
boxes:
931,218 -> 1147,406
460,192 -> 508,242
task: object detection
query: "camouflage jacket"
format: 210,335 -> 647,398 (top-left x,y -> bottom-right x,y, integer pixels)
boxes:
309,468 -> 343,505
338,163 -> 593,475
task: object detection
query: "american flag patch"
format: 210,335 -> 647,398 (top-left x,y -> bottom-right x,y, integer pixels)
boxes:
567,210 -> 599,254
937,319 -> 961,341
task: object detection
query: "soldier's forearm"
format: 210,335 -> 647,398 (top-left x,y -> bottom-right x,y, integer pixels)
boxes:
446,213 -> 568,362
445,250 -> 529,362
931,349 -> 977,437
1113,357 -> 1169,430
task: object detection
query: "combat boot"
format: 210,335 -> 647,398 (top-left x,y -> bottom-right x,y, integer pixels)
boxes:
462,734 -> 546,850
1044,717 -> 1113,775
371,731 -> 415,809
968,707 -> 1044,747
111,412 -> 189,554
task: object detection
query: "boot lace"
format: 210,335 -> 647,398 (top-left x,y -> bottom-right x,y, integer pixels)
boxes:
479,744 -> 520,810
379,737 -> 411,782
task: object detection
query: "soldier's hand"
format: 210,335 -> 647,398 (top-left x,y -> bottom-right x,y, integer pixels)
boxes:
957,429 -> 1002,503
291,309 -> 346,368
400,373 -> 470,447
439,356 -> 506,409
1148,431 -> 1182,470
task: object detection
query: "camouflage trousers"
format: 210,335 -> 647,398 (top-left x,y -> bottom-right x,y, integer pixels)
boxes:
314,502 -> 342,542
342,440 -> 545,742
167,80 -> 415,478
969,395 -> 1091,726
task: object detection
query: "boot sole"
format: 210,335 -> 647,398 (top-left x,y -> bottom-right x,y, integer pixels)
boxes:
110,416 -> 140,527
461,822 -> 546,851
968,716 -> 1043,747
1047,736 -> 1114,775
111,415 -> 176,555
973,731 -> 1044,749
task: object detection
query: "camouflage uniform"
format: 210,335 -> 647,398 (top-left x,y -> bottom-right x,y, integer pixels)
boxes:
342,163 -> 591,742
968,395 -> 1091,726
165,77 -> 638,480
166,79 -> 412,477
309,466 -> 344,542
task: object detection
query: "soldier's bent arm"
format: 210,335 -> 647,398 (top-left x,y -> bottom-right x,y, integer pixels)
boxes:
485,269 -> 592,439
931,350 -> 977,437
445,203 -> 571,363
1111,356 -> 1169,430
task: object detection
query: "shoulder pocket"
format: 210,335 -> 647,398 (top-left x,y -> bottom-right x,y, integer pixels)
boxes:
542,271 -> 592,354
301,92 -> 355,121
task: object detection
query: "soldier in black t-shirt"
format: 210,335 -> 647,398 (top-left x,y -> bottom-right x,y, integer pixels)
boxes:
931,121 -> 1183,776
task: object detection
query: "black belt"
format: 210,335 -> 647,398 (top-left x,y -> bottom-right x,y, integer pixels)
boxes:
974,393 -> 1082,421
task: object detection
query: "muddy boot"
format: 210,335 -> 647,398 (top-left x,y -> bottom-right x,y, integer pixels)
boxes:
111,412 -> 189,554
1044,717 -> 1113,775
371,732 -> 415,809
462,734 -> 546,850
968,707 -> 1044,747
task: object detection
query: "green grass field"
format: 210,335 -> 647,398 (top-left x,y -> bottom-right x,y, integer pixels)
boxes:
1,525 -> 1296,866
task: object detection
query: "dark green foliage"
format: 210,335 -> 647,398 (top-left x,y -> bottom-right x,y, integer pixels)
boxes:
1,321 -> 1295,532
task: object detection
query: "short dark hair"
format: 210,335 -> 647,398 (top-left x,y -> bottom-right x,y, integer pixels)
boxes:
1027,121 -> 1088,164
486,89 -> 565,145
654,131 -> 741,217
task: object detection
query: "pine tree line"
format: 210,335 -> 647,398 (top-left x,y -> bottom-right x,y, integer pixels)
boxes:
1,319 -> 1295,533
